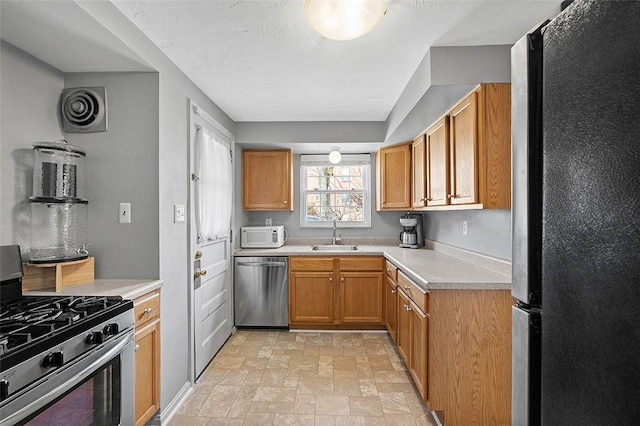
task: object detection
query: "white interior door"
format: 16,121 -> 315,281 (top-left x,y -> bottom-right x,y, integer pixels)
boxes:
189,101 -> 234,379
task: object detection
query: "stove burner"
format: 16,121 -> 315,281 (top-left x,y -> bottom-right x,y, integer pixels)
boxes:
0,295 -> 122,356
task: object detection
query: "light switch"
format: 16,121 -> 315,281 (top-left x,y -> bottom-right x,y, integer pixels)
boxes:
119,203 -> 131,224
174,204 -> 186,223
462,220 -> 468,236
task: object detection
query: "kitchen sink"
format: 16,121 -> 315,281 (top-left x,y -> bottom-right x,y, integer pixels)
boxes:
311,245 -> 359,251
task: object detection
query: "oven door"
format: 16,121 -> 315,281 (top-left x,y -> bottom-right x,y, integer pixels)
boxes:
0,329 -> 134,426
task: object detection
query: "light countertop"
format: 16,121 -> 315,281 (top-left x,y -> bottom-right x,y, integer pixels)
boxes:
26,279 -> 163,300
234,244 -> 511,291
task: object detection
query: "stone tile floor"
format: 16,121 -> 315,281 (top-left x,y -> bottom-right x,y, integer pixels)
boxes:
168,329 -> 438,425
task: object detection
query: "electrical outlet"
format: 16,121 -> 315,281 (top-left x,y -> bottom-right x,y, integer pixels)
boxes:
265,218 -> 272,226
462,220 -> 468,236
119,203 -> 131,224
174,204 -> 186,223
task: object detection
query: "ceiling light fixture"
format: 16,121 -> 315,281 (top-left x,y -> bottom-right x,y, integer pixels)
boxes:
328,147 -> 342,164
304,0 -> 387,41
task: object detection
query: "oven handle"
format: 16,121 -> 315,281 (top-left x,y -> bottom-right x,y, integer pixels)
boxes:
0,331 -> 133,426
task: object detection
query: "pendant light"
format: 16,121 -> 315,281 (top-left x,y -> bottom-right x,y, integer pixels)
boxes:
304,0 -> 387,41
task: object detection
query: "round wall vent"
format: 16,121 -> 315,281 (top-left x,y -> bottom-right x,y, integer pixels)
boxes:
60,87 -> 108,133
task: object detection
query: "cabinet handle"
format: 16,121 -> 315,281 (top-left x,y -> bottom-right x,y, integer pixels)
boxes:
448,194 -> 457,199
405,286 -> 410,291
194,250 -> 202,260
340,277 -> 345,282
391,289 -> 397,294
329,277 -> 333,282
135,344 -> 140,352
427,198 -> 433,202
144,307 -> 153,315
283,200 -> 288,204
405,305 -> 412,312
195,269 -> 207,278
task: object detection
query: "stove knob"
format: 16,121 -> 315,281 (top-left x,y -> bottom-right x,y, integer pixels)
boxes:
0,380 -> 9,401
85,331 -> 104,345
42,351 -> 64,369
103,323 -> 119,336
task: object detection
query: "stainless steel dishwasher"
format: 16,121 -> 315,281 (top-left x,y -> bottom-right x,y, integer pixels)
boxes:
234,256 -> 288,327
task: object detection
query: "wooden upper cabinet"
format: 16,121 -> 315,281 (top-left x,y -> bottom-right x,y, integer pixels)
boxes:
376,142 -> 411,210
425,116 -> 450,207
449,91 -> 479,205
242,149 -> 293,210
411,135 -> 427,208
448,83 -> 511,208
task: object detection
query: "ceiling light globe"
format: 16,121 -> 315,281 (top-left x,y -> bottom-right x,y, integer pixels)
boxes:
304,0 -> 387,41
328,149 -> 342,164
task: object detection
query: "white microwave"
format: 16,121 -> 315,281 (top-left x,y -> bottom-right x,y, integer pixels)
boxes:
241,226 -> 285,248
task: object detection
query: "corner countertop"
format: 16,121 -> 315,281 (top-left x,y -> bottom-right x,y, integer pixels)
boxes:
234,243 -> 511,291
25,279 -> 163,300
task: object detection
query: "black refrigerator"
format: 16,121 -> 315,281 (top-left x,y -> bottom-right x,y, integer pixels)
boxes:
511,1 -> 640,425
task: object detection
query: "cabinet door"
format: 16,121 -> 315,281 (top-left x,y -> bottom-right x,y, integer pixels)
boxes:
397,288 -> 411,365
289,271 -> 335,323
243,149 -> 293,210
411,135 -> 426,208
340,272 -> 383,324
135,320 -> 160,426
426,116 -> 450,207
409,301 -> 428,401
384,277 -> 398,343
449,92 -> 478,205
377,143 -> 411,210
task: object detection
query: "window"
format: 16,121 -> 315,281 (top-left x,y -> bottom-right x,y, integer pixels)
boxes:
300,154 -> 372,228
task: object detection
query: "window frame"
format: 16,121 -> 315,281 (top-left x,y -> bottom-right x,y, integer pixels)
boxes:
299,154 -> 372,228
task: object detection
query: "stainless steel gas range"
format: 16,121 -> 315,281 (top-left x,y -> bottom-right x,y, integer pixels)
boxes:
0,245 -> 135,425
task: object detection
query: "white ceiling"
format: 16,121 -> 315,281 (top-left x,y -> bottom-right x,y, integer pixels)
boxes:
1,1 -> 560,124
110,0 -> 560,122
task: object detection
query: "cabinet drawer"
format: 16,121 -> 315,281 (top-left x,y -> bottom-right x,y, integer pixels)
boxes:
339,256 -> 383,271
134,290 -> 160,328
385,260 -> 398,282
398,271 -> 428,313
290,257 -> 334,271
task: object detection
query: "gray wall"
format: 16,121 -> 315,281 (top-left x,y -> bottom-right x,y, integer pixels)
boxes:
64,72 -> 160,279
0,41 -> 64,252
242,151 -> 511,259
243,153 -> 405,239
424,209 -> 511,260
76,0 -> 236,414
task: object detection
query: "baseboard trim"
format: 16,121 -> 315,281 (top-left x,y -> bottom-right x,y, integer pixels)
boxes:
157,381 -> 193,425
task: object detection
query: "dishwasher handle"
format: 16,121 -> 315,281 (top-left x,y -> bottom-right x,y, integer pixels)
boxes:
236,261 -> 287,267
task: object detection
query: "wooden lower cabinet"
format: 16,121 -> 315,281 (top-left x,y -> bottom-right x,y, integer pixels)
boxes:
396,288 -> 412,365
133,290 -> 161,426
289,271 -> 335,323
428,289 -> 512,426
384,276 -> 398,343
408,299 -> 428,400
397,286 -> 428,401
340,272 -> 383,323
289,256 -> 384,329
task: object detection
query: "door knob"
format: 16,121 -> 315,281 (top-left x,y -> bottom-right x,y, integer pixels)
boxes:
195,269 -> 207,278
194,251 -> 202,260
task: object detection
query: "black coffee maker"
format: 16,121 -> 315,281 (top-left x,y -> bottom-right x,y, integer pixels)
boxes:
399,212 -> 424,249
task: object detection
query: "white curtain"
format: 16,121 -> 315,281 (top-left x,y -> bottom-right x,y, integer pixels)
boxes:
195,126 -> 232,241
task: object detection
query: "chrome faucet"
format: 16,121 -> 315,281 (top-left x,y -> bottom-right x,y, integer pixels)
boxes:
332,219 -> 337,245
